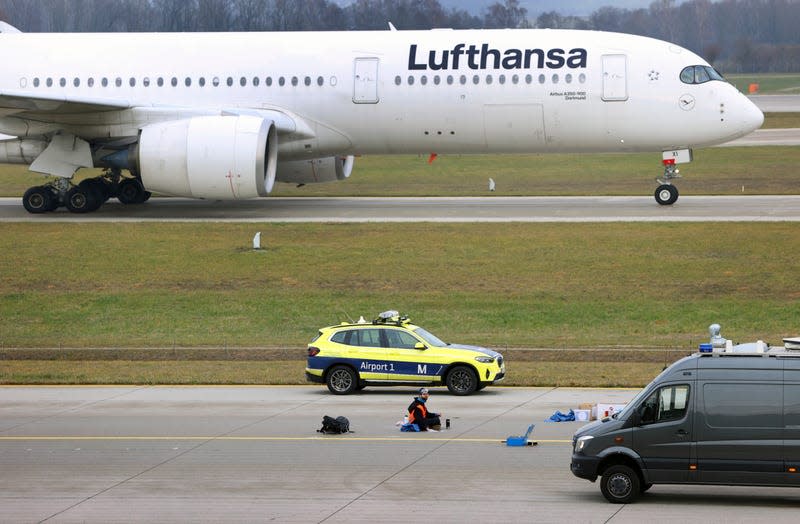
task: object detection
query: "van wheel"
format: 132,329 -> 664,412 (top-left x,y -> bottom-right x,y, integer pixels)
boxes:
600,465 -> 640,504
326,365 -> 358,395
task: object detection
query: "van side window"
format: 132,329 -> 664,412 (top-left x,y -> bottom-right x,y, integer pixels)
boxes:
640,384 -> 689,424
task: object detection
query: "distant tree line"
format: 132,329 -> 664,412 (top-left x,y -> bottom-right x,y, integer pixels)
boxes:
0,0 -> 797,72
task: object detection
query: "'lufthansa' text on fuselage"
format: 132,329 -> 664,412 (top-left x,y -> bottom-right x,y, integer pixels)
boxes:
408,43 -> 588,71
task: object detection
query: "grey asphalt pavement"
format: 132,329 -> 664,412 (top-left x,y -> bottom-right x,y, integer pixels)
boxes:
1,386 -> 799,523
3,195 -> 800,222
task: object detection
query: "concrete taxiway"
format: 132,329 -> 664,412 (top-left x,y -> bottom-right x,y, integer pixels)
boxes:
2,386 -> 799,523
3,195 -> 800,222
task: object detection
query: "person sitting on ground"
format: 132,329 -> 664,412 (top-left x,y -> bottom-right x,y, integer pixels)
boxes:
408,388 -> 442,431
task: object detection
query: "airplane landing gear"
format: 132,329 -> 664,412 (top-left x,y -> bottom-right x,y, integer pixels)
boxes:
654,161 -> 681,206
20,169 -> 151,214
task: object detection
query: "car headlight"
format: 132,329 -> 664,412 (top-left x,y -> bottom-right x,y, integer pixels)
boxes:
575,435 -> 594,452
474,356 -> 495,363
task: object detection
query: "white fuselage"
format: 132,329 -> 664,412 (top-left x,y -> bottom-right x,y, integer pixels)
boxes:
0,28 -> 763,160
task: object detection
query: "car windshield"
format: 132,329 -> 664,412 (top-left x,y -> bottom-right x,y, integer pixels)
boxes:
413,327 -> 447,347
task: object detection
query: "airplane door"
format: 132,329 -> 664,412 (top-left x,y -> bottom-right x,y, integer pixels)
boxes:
353,57 -> 379,104
602,54 -> 628,101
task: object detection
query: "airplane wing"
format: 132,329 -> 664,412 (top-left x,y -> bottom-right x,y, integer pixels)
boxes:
0,89 -> 313,137
0,89 -> 131,114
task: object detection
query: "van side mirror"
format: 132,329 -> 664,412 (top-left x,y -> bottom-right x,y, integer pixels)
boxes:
414,342 -> 427,350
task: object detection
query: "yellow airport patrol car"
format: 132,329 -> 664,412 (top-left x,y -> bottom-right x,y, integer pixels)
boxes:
305,311 -> 505,395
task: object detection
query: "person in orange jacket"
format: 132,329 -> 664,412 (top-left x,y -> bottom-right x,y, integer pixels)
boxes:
407,388 -> 442,431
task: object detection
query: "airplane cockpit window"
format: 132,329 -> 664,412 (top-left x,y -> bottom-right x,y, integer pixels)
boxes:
680,65 -> 726,84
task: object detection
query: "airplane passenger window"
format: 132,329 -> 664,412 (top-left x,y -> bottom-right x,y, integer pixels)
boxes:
33,78 -> 40,87
47,78 -> 53,87
565,73 -> 572,83
129,77 -> 136,87
407,75 -> 415,85
317,76 -> 324,86
552,74 -> 559,84
446,75 -> 453,85
433,75 -> 441,85
101,77 -> 107,87
240,76 -> 247,87
579,73 -> 586,83
88,78 -> 94,87
115,77 -> 121,87
213,76 -> 220,87
460,75 -> 466,85
499,74 -> 505,85
304,76 -> 311,86
538,74 -> 545,84
172,77 -> 178,87
486,74 -> 493,84
199,77 -> 205,87
227,77 -> 234,87
525,74 -> 532,84
265,77 -> 272,86
512,74 -> 519,84
291,76 -> 298,86
73,78 -> 80,87
278,76 -> 285,86
185,77 -> 191,87
472,74 -> 479,84
253,76 -> 260,87
157,77 -> 164,87
395,75 -> 401,85
421,75 -> 428,85
60,78 -> 67,87
143,77 -> 150,87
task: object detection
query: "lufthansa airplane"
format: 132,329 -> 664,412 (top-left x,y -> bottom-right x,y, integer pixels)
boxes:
0,22 -> 763,213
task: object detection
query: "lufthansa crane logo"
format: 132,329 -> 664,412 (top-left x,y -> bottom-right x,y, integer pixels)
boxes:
679,94 -> 696,111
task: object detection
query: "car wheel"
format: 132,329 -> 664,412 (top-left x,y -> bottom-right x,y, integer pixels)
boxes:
445,365 -> 478,396
600,464 -> 641,504
326,365 -> 358,395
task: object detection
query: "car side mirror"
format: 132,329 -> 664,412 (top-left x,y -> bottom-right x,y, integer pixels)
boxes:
414,342 -> 427,350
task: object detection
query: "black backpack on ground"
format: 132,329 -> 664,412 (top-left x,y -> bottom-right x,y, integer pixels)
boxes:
318,415 -> 350,434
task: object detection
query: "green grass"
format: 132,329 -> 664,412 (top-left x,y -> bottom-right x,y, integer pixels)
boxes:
1,222 -> 798,350
728,73 -> 800,94
0,360 -> 668,387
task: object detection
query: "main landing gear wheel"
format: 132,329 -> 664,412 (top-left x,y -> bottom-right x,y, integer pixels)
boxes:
654,184 -> 678,206
65,185 -> 98,213
22,186 -> 55,214
117,178 -> 149,205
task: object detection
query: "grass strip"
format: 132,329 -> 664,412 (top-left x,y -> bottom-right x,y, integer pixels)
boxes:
0,360 -> 666,388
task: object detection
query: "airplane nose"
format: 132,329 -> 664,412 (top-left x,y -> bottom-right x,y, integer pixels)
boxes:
742,96 -> 764,133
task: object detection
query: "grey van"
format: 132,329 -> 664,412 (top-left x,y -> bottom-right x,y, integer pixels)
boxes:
571,325 -> 800,503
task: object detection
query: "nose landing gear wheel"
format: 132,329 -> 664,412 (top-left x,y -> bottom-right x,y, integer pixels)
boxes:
654,184 -> 678,206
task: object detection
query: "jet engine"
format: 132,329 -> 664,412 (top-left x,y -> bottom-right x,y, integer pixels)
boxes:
276,155 -> 354,184
136,115 -> 277,199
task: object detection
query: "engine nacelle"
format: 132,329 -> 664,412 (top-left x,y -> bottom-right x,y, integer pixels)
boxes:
276,155 -> 354,184
0,138 -> 47,164
137,115 -> 277,199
